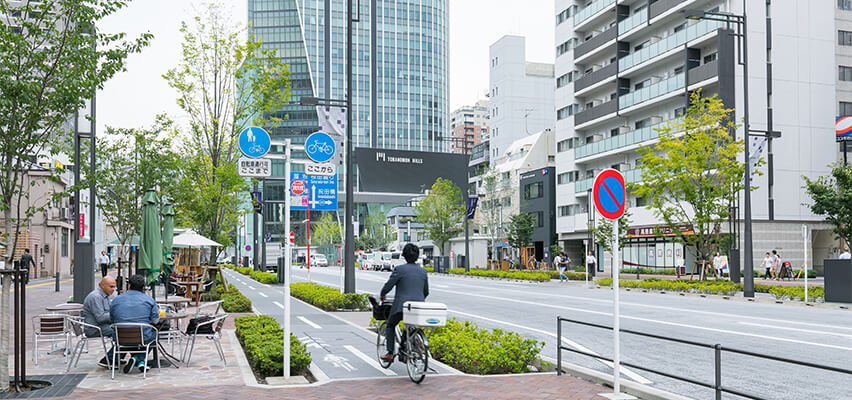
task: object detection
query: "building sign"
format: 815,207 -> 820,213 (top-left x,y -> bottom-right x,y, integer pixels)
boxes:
837,116 -> 852,142
238,157 -> 271,177
305,162 -> 336,176
627,225 -> 695,238
78,190 -> 90,240
355,148 -> 469,194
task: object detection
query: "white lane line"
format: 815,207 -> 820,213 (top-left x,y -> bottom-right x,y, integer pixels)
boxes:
258,292 -> 268,298
738,322 -> 852,339
273,301 -> 285,309
298,316 -> 322,329
449,309 -> 652,384
343,345 -> 396,376
434,284 -> 449,289
247,285 -> 255,290
433,288 -> 852,352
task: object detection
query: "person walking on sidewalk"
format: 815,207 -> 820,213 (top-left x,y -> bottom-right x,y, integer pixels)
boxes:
770,250 -> 781,280
712,252 -> 724,279
98,251 -> 110,278
555,253 -> 566,282
585,251 -> 596,273
19,248 -> 35,275
760,252 -> 772,279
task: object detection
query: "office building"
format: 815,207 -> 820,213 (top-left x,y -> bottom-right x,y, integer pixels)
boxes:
450,100 -> 489,155
554,0 -> 836,273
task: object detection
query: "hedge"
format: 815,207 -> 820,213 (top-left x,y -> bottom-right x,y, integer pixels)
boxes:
197,283 -> 252,312
234,315 -> 311,378
597,278 -> 823,301
547,271 -> 591,281
444,268 -> 551,282
427,318 -> 542,375
290,282 -> 370,311
223,264 -> 279,284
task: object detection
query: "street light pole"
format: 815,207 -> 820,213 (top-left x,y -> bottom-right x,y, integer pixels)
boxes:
343,0 -> 355,293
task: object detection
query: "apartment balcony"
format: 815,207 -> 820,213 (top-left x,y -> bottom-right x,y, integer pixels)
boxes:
575,99 -> 618,126
687,59 -> 718,86
574,119 -> 681,160
650,0 -> 689,20
618,19 -> 725,73
573,0 -> 615,29
617,9 -> 647,34
618,73 -> 684,110
574,62 -> 617,93
574,26 -> 617,61
575,168 -> 643,194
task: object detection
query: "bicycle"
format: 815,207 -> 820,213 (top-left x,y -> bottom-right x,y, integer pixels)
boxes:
370,296 -> 443,384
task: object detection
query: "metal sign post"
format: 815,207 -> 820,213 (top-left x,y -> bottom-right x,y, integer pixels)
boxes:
803,225 -> 809,303
592,169 -> 629,399
283,139 -> 292,379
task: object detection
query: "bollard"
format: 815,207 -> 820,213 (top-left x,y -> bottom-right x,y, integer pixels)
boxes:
714,344 -> 722,400
55,272 -> 60,292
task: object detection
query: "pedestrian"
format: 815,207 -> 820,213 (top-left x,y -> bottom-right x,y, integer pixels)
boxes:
19,248 -> 35,273
586,251 -> 596,272
712,252 -> 724,279
840,248 -> 851,260
760,252 -> 772,279
554,253 -> 565,282
770,250 -> 780,280
98,251 -> 110,278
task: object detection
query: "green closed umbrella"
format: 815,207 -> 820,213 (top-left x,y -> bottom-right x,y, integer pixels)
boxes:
138,190 -> 162,286
161,203 -> 175,276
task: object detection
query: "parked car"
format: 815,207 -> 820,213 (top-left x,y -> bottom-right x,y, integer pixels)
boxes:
310,254 -> 328,267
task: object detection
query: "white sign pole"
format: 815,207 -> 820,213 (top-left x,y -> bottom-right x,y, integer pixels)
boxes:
612,220 -> 621,395
803,224 -> 808,303
283,139 -> 292,379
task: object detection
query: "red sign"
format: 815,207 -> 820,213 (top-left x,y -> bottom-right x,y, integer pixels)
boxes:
291,179 -> 307,195
289,231 -> 295,244
78,214 -> 85,238
592,169 -> 626,220
627,225 -> 695,238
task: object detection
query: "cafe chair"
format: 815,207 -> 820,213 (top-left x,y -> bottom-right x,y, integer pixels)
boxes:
66,318 -> 110,372
182,313 -> 228,366
193,299 -> 224,318
32,313 -> 70,365
111,323 -> 160,379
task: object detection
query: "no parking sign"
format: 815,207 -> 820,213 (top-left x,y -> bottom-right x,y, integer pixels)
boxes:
592,169 -> 626,220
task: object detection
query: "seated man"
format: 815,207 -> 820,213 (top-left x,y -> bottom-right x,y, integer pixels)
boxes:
81,276 -> 119,368
110,274 -> 160,373
379,243 -> 429,362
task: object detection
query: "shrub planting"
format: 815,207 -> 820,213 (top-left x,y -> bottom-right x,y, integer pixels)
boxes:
290,282 -> 369,311
427,318 -> 543,374
234,315 -> 311,378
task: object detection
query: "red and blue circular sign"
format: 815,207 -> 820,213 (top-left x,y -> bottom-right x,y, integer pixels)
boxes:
592,169 -> 626,220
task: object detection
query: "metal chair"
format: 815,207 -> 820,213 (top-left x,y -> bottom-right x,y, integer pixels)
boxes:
110,323 -> 160,379
182,313 -> 228,366
32,313 -> 70,365
193,299 -> 224,318
66,318 -> 110,372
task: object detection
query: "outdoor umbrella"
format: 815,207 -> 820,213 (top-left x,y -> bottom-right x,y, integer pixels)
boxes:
161,203 -> 175,298
172,230 -> 223,248
138,190 -> 162,287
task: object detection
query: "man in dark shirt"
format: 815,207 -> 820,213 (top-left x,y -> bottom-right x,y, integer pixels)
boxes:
81,276 -> 119,368
111,275 -> 160,373
19,248 -> 34,278
379,244 -> 429,362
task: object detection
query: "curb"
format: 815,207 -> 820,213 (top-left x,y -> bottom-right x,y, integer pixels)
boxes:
542,356 -> 693,400
594,285 -> 849,311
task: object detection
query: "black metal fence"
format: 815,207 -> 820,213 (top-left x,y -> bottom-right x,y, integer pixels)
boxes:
556,316 -> 852,400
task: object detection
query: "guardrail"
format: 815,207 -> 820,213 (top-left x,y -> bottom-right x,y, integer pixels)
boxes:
556,316 -> 852,400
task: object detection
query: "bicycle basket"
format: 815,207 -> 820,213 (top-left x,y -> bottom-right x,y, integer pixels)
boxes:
372,303 -> 392,320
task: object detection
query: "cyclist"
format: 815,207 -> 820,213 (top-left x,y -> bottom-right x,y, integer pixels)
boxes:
379,243 -> 429,362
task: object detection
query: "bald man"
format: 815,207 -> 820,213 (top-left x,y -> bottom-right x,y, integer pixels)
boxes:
82,276 -> 119,368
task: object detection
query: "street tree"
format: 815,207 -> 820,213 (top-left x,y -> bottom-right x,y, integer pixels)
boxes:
357,210 -> 392,251
478,167 -> 506,259
414,178 -> 464,255
313,213 -> 342,246
588,209 -> 632,253
165,3 -> 290,253
0,0 -> 151,390
804,163 -> 852,245
632,91 -> 749,277
506,213 -> 535,264
95,116 -> 181,258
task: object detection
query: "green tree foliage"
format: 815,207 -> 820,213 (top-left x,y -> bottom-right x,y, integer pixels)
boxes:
164,3 -> 290,251
803,163 -> 852,245
588,209 -> 631,253
355,210 -> 392,251
414,178 -> 464,254
479,167 -> 506,257
312,213 -> 341,246
95,116 -> 181,253
0,0 -> 151,262
506,213 -> 535,262
632,91 -> 749,267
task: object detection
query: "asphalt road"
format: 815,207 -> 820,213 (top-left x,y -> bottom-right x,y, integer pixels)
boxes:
261,266 -> 852,400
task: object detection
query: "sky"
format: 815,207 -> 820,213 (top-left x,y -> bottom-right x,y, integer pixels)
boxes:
95,0 -> 555,134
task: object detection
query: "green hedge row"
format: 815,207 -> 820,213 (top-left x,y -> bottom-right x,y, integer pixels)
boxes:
234,315 -> 311,378
444,268 -> 552,282
198,283 -> 252,312
223,264 -> 279,284
427,318 -> 543,375
290,282 -> 370,311
547,271 -> 591,281
596,278 -> 824,301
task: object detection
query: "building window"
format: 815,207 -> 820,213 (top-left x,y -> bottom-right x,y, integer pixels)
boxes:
674,106 -> 687,117
557,173 -> 570,184
840,0 -> 852,11
634,40 -> 649,51
502,197 -> 511,207
556,7 -> 572,25
61,229 -> 68,257
556,72 -> 575,88
841,66 -> 852,81
636,197 -> 647,207
703,53 -> 717,64
634,79 -> 651,90
842,30 -> 852,45
559,205 -> 570,216
673,23 -> 686,33
557,105 -> 575,120
635,117 -> 651,129
534,211 -> 544,228
841,102 -> 852,117
610,128 -> 620,137
556,39 -> 575,57
523,182 -> 543,200
557,139 -> 571,152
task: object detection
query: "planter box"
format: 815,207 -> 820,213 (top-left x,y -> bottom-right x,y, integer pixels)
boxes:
824,259 -> 852,303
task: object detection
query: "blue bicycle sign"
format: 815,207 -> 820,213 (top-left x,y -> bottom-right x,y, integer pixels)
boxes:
305,131 -> 336,163
239,126 -> 271,158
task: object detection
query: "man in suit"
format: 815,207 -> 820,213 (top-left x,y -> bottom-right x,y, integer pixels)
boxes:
379,243 -> 429,362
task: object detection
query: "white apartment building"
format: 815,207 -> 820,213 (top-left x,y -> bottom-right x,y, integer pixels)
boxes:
554,0 -> 837,274
489,35 -> 556,161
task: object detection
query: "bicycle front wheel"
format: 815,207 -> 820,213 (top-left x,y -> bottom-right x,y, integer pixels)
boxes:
406,329 -> 428,383
376,322 -> 392,368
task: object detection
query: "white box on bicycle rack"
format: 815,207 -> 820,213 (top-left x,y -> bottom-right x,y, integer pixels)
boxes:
402,301 -> 447,327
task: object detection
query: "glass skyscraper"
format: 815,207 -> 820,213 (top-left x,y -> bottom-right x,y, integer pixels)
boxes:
247,0 -> 449,152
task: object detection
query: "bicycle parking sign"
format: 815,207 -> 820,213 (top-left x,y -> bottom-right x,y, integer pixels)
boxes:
304,131 -> 336,163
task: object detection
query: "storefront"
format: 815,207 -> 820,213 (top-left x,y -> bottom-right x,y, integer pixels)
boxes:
623,225 -> 697,273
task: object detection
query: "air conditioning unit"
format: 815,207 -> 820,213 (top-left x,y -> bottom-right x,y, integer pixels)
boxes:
649,76 -> 663,85
649,116 -> 663,125
591,99 -> 603,107
617,163 -> 631,171
618,125 -> 631,135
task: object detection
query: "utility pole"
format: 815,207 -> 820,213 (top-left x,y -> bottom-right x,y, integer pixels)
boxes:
253,180 -> 259,270
343,0 -> 356,293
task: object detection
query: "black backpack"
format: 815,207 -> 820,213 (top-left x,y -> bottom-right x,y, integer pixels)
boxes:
185,315 -> 215,335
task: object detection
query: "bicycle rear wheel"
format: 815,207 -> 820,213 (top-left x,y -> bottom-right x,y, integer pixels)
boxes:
406,329 -> 428,383
376,322 -> 392,368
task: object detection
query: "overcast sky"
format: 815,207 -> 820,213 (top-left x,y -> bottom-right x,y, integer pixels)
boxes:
96,0 -> 555,134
